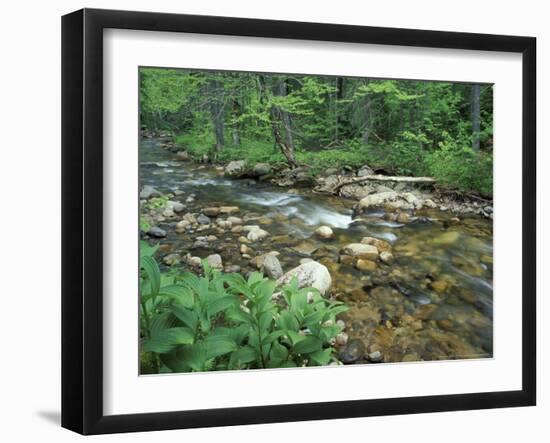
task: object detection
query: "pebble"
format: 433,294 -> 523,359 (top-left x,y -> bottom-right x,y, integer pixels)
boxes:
197,214 -> 211,225
356,259 -> 377,272
314,225 -> 334,240
340,339 -> 366,364
379,251 -> 394,264
205,254 -> 223,270
203,207 -> 221,217
335,332 -> 349,346
367,350 -> 384,363
147,226 -> 166,238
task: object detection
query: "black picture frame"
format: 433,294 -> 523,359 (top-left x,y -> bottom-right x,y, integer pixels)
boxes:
61,8 -> 537,435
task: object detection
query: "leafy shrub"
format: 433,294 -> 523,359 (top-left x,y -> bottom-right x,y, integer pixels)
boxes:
139,216 -> 152,232
426,134 -> 493,196
296,140 -> 370,175
139,243 -> 348,373
145,195 -> 169,210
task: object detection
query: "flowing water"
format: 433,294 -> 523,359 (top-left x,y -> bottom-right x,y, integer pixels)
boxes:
140,137 -> 493,364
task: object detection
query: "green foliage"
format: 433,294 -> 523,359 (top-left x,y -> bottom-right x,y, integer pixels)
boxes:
426,134 -> 493,196
296,141 -> 369,175
139,246 -> 348,373
139,216 -> 151,232
145,196 -> 169,210
140,67 -> 493,196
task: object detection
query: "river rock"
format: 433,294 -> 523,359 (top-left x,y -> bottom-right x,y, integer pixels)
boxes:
375,185 -> 394,193
253,163 -> 272,177
197,214 -> 211,225
361,236 -> 392,252
340,339 -> 366,364
293,240 -> 317,255
357,165 -> 374,177
203,207 -> 221,217
367,350 -> 384,363
219,206 -> 240,214
247,227 -> 269,242
192,238 -> 209,249
206,254 -> 223,270
227,216 -> 243,225
162,253 -> 181,266
379,251 -> 394,264
314,225 -> 334,240
217,219 -> 232,229
423,198 -> 437,208
336,254 -> 353,266
396,212 -> 411,223
181,213 -> 197,225
249,252 -> 279,270
339,183 -> 374,199
187,256 -> 202,267
402,192 -> 421,207
224,265 -> 241,273
140,185 -> 161,199
147,226 -> 166,238
356,259 -> 377,272
276,261 -> 332,297
240,244 -> 253,255
168,201 -> 185,213
175,150 -> 189,161
175,220 -> 190,233
335,332 -> 349,346
263,254 -> 284,279
162,207 -> 175,218
225,160 -> 247,177
358,191 -> 399,209
341,243 -> 379,260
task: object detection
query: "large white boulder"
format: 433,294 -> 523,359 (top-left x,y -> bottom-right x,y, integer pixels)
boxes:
277,261 -> 332,297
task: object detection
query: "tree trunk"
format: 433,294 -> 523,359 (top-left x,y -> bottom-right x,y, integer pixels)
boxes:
333,77 -> 344,142
260,76 -> 298,168
361,93 -> 371,144
208,79 -> 225,151
276,80 -> 295,153
231,99 -> 241,146
471,84 -> 481,150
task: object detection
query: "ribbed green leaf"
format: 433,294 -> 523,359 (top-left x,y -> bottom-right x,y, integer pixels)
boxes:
302,310 -> 325,327
205,335 -> 238,359
277,310 -> 299,331
270,341 -> 289,361
158,284 -> 194,308
140,255 -> 160,297
140,241 -> 159,258
207,295 -> 238,318
229,345 -> 258,368
262,330 -> 285,345
225,307 -> 254,325
258,310 -> 273,332
171,306 -> 198,330
293,336 -> 323,354
167,327 -> 195,345
309,348 -> 332,366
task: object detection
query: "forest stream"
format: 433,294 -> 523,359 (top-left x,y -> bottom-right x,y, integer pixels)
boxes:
141,136 -> 493,364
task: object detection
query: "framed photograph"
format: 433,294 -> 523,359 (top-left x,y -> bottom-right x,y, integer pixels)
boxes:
62,8 -> 536,435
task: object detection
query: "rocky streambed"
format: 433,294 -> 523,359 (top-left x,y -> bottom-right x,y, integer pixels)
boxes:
140,137 -> 493,365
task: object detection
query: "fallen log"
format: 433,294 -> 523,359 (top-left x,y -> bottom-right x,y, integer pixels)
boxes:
327,174 -> 435,192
